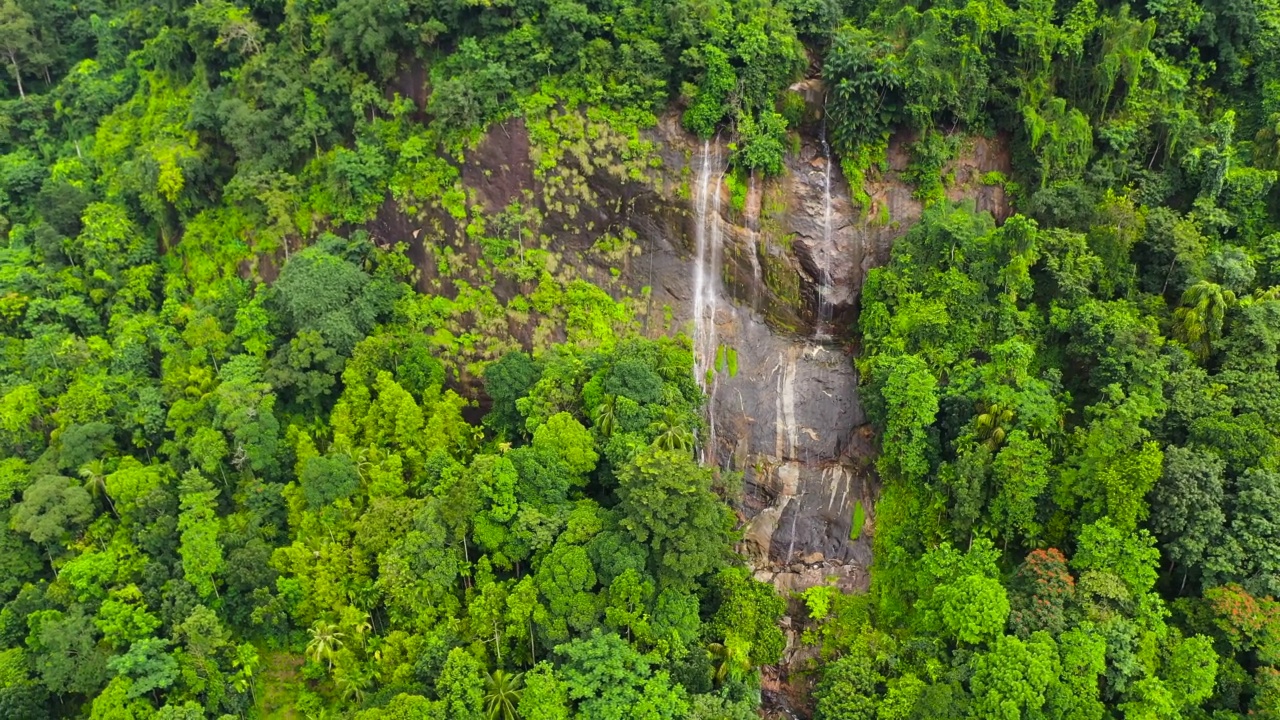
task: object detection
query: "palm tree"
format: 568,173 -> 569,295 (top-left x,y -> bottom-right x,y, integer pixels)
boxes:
483,669 -> 524,720
1174,280 -> 1236,361
335,667 -> 376,705
975,403 -> 1014,451
594,395 -> 618,438
347,447 -> 373,481
79,459 -> 117,517
652,409 -> 694,452
351,612 -> 373,648
306,621 -> 345,670
656,350 -> 686,382
232,642 -> 260,704
1243,286 -> 1280,306
707,639 -> 751,685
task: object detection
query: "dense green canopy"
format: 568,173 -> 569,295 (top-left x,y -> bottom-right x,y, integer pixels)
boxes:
2,0 -> 1280,715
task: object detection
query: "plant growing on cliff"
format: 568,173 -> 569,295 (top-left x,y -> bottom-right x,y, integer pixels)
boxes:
683,45 -> 737,139
735,108 -> 789,177
904,130 -> 959,205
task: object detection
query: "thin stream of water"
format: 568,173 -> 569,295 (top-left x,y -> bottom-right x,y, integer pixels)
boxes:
746,172 -> 763,311
815,119 -> 835,341
692,140 -> 725,465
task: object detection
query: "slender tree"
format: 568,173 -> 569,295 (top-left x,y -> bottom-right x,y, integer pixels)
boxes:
307,621 -> 345,670
0,0 -> 36,99
78,459 -> 117,518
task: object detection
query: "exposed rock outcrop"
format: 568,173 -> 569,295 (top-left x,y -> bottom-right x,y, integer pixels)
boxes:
628,116 -> 1010,598
368,97 -> 1012,597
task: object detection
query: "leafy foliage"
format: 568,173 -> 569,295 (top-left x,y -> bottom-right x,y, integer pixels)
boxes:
2,0 -> 1280,715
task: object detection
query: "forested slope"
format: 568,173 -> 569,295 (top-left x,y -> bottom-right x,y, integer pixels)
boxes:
1,0 -> 1280,717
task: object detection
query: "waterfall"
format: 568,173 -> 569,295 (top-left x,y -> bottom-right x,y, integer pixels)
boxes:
692,140 -> 725,464
745,171 -> 763,311
815,119 -> 835,341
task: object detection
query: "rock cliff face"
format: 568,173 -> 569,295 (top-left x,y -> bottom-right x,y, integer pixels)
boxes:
645,123 -> 877,595
625,116 -> 1009,594
373,99 -> 1011,594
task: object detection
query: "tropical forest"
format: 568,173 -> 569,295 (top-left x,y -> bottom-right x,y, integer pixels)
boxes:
0,0 -> 1279,716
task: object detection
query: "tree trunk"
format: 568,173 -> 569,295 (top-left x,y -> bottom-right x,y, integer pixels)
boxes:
1162,255 -> 1178,296
103,486 -> 118,518
7,51 -> 23,99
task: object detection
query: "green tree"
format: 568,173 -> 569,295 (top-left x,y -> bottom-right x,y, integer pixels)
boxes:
708,567 -> 786,667
813,648 -> 881,720
484,351 -> 542,440
706,635 -> 750,685
1045,623 -> 1107,719
427,38 -> 514,136
107,637 -> 180,699
937,574 -> 1010,646
436,648 -> 485,720
95,585 -> 162,649
533,542 -> 600,643
10,474 -> 93,547
1070,517 -> 1160,608
917,540 -> 1009,646
875,354 -> 939,484
603,568 -> 654,643
1163,634 -> 1217,711
615,446 -> 735,587
969,633 -> 1059,720
174,605 -> 230,706
1218,469 -> 1280,597
299,454 -> 361,509
0,521 -> 39,604
25,608 -> 109,695
104,459 -> 164,518
519,662 -> 570,720
682,45 -> 736,138
989,430 -> 1052,543
556,631 -> 685,720
532,412 -> 599,480
87,676 -> 151,720
1148,446 -> 1225,586
650,409 -> 695,453
1117,677 -> 1178,720
178,470 -> 223,600
271,247 -> 390,356
78,459 -> 116,517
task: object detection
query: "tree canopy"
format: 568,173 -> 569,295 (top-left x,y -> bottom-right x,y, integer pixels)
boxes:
2,0 -> 1280,714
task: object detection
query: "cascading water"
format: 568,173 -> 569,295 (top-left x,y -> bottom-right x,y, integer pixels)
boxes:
692,139 -> 725,464
814,118 -> 835,341
745,172 -> 763,311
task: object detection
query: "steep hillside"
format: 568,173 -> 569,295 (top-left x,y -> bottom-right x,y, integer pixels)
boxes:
5,0 -> 1280,717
